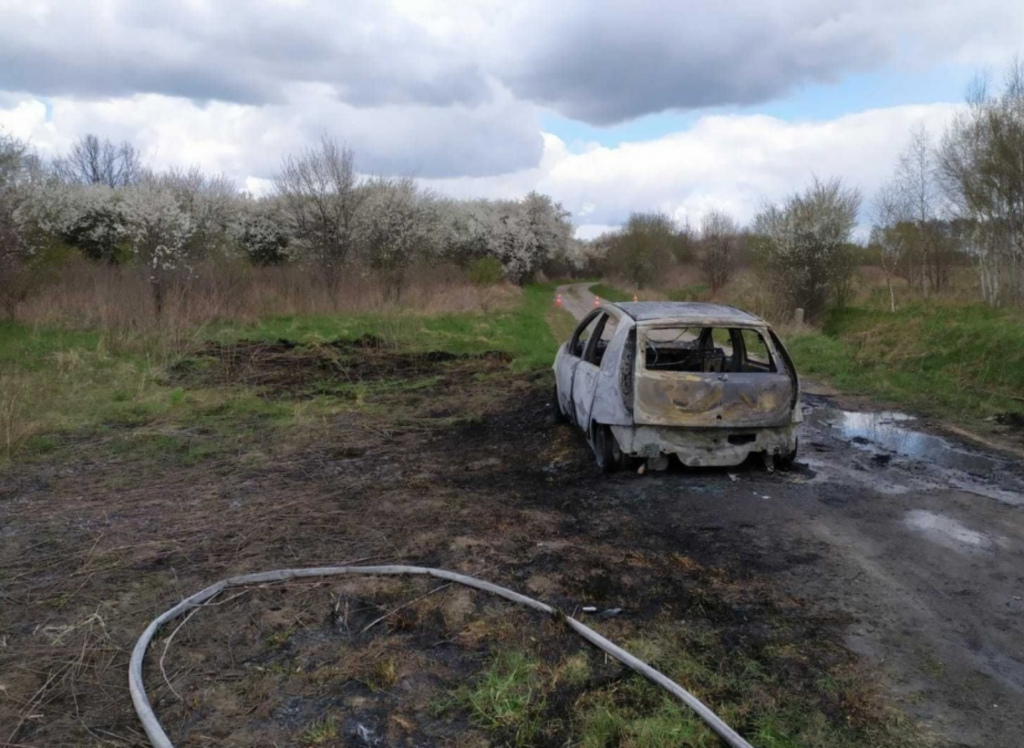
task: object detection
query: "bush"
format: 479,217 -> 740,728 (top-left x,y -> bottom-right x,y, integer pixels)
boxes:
467,256 -> 505,286
753,177 -> 861,322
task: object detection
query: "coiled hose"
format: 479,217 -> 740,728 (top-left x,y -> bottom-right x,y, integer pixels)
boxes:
129,565 -> 755,748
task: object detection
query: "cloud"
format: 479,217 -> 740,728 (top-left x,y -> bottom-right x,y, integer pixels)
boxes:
0,0 -> 491,109
3,0 -> 1021,129
0,0 -> 1018,192
497,1 -> 887,124
424,104 -> 962,231
0,84 -> 544,180
495,0 -> 1024,124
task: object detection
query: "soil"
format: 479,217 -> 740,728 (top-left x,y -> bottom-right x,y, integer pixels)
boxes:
1,338 -> 1024,747
167,336 -> 514,400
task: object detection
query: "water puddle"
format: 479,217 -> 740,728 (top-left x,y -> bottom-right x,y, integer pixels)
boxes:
804,404 -> 1024,505
807,408 -> 1001,475
904,509 -> 995,551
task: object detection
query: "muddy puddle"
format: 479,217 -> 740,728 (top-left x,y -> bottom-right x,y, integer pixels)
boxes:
806,407 -> 1004,474
903,509 -> 1007,554
804,402 -> 1024,506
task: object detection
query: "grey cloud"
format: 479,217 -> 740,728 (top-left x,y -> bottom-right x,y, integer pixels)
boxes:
0,0 -> 491,109
277,88 -> 546,180
497,1 -> 894,123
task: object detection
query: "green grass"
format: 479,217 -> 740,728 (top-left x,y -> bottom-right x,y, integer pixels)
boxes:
786,302 -> 1024,422
461,650 -> 547,747
299,716 -> 338,746
449,623 -> 924,748
0,284 -> 563,460
0,321 -> 180,459
206,283 -> 561,371
667,283 -> 710,302
590,283 -> 632,302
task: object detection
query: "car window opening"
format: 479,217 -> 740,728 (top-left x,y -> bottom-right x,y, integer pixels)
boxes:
643,327 -> 777,374
586,314 -> 617,366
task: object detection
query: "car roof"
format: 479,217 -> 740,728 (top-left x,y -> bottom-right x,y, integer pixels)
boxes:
609,301 -> 767,326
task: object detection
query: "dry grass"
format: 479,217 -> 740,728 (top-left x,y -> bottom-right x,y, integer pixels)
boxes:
0,365 -> 29,459
16,259 -> 521,336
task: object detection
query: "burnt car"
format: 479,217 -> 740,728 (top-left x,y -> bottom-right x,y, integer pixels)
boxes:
553,301 -> 801,472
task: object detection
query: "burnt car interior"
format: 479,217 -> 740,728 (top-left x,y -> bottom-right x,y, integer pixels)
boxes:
642,327 -> 777,374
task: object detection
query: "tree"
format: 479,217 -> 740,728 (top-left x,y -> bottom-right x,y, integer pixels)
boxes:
482,201 -> 540,285
161,166 -> 237,260
275,136 -> 366,295
698,209 -> 740,293
119,179 -> 194,316
603,212 -> 678,288
357,176 -> 439,301
230,196 -> 291,266
523,191 -> 573,278
887,125 -> 959,294
439,195 -> 573,285
871,181 -> 911,312
0,132 -> 50,318
939,61 -> 1024,305
753,177 -> 861,322
53,134 -> 142,188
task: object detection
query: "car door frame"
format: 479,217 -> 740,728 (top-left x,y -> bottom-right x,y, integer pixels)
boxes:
556,309 -> 604,426
571,311 -> 612,437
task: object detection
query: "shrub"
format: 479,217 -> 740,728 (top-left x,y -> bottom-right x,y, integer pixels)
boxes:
467,256 -> 505,286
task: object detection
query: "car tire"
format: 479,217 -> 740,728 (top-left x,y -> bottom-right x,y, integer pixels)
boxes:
594,424 -> 622,473
552,385 -> 568,423
776,438 -> 799,470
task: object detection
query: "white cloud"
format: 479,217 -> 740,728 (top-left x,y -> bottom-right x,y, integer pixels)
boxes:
426,104 -> 961,232
0,84 -> 543,180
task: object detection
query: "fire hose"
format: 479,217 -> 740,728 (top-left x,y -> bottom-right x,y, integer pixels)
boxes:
129,565 -> 755,748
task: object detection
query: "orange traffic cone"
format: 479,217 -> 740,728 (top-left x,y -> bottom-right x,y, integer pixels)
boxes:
555,293 -> 562,306
593,295 -> 600,307
633,294 -> 638,302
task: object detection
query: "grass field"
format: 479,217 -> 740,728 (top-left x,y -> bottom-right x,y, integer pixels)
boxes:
787,302 -> 1024,422
0,283 -> 565,461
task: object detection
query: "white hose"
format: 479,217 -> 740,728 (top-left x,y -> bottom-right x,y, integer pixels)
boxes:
129,565 -> 755,748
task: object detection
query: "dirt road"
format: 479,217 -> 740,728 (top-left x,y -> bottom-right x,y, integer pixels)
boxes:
556,281 -> 600,321
555,283 -> 1024,746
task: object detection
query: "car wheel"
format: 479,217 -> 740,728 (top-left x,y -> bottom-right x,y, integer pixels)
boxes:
594,424 -> 622,473
552,384 -> 568,423
776,438 -> 799,470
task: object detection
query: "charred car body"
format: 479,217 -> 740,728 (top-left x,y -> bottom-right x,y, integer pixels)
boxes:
553,302 -> 801,472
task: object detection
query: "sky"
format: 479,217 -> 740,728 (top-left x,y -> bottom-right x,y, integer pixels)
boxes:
1,0 -> 1022,238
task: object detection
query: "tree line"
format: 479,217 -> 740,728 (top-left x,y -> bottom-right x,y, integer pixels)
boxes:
0,133 -> 580,318
589,60 -> 1024,321
3,60 -> 1023,323
589,176 -> 860,322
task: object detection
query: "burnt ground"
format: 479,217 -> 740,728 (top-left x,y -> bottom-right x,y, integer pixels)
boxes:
1,341 -> 1023,747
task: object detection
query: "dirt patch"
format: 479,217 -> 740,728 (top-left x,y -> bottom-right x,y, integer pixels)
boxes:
168,337 -> 513,399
